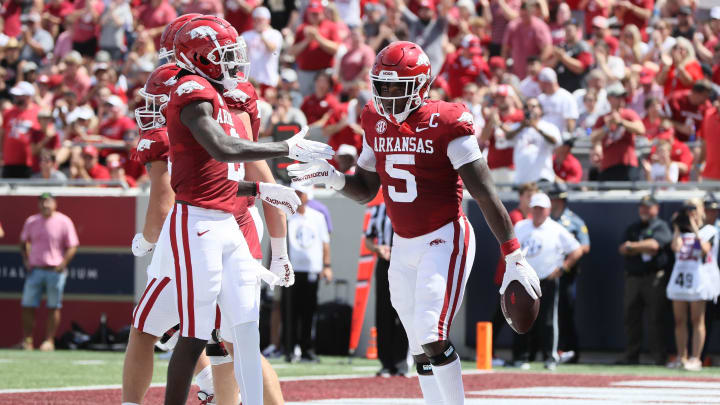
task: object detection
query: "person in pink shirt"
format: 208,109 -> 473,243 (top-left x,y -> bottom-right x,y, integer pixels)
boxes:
501,0 -> 553,79
18,193 -> 79,351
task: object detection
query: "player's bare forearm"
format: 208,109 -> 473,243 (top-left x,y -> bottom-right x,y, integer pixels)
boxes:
245,160 -> 287,238
181,101 -> 289,163
458,159 -> 515,243
339,168 -> 381,204
143,161 -> 174,243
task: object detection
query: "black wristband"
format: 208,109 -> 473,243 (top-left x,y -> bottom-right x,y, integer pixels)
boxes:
252,182 -> 259,197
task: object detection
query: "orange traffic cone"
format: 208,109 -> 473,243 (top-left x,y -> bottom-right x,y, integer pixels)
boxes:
366,326 -> 378,360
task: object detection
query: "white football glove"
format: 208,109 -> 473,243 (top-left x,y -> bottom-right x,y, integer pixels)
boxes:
131,233 -> 155,257
285,126 -> 335,162
258,266 -> 281,287
499,249 -> 542,300
257,182 -> 301,216
287,159 -> 346,190
270,237 -> 295,287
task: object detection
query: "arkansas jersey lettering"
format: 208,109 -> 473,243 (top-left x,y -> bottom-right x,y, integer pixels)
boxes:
360,100 -> 475,238
373,137 -> 434,154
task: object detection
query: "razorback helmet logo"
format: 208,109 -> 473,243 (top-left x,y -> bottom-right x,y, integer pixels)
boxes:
370,41 -> 433,125
189,26 -> 218,40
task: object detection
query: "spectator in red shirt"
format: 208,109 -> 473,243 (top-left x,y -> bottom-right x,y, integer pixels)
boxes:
324,94 -> 365,153
694,6 -> 720,65
29,110 -> 60,173
300,71 -> 342,135
106,153 -> 137,187
700,98 -> 720,181
442,35 -> 490,100
648,128 -> 693,182
2,0 -> 23,38
289,1 -> 341,96
642,97 -> 667,140
656,37 -> 704,96
136,0 -> 177,49
662,80 -> 713,143
502,1 -> 553,79
615,0 -> 653,35
581,0 -> 611,38
225,0 -> 260,35
96,95 -> 137,156
591,83 -> 645,181
338,26 -> 375,94
44,0 -> 75,27
489,0 -> 521,57
68,0 -> 105,57
73,145 -> 110,181
480,84 -> 524,184
2,82 -> 40,179
589,16 -> 618,55
553,138 -> 583,183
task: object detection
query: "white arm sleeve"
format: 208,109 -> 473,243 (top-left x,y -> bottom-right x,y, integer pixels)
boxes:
357,135 -> 376,172
447,135 -> 484,170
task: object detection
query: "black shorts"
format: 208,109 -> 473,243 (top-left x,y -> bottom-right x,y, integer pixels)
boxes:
73,38 -> 98,58
2,165 -> 32,178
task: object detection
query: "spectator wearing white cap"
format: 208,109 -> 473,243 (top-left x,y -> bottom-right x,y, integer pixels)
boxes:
19,12 -> 54,65
693,6 -> 720,65
537,67 -> 578,139
512,192 -> 583,370
242,7 -> 284,89
497,97 -> 561,184
283,182 -> 331,362
2,82 -> 40,179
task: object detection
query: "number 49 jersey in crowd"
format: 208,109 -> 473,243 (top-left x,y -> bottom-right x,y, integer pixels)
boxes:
358,100 -> 482,238
165,75 -> 248,213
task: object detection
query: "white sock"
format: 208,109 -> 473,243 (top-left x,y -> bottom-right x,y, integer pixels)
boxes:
232,321 -> 263,405
418,374 -> 445,405
194,365 -> 214,395
432,357 -> 465,405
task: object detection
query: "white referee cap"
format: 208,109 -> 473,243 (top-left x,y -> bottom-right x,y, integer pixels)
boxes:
529,193 -> 551,209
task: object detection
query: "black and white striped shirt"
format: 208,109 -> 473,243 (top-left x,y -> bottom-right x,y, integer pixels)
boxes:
365,203 -> 394,247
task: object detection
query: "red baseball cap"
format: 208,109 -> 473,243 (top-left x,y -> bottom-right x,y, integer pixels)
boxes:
489,56 -> 506,70
418,0 -> 436,11
306,0 -> 324,13
639,67 -> 656,85
82,145 -> 99,157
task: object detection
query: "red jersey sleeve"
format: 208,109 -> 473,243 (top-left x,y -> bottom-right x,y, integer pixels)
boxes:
440,102 -> 476,143
225,82 -> 260,141
132,128 -> 170,165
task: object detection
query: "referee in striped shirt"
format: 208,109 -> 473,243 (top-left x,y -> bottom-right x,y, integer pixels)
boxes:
365,202 -> 409,377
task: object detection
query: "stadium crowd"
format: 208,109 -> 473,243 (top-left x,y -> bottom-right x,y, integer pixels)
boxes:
0,0 -> 720,186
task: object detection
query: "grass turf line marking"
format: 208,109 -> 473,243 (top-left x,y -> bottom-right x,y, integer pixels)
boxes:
612,380 -> 720,389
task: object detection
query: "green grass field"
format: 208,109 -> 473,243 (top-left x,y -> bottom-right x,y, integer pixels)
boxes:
1,349 -> 718,391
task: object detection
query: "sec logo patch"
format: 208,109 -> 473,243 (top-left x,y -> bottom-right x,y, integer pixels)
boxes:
376,120 -> 387,134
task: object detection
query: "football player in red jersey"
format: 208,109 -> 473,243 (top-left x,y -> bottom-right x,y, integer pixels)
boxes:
290,42 -> 541,404
157,15 -> 333,405
124,63 -> 289,405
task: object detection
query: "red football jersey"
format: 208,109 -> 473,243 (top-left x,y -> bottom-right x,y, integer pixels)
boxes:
131,128 -> 170,165
359,100 -> 475,238
664,90 -> 711,142
166,75 -> 248,214
227,81 -> 261,142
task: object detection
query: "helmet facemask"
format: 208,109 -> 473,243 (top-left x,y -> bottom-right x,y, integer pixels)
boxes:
370,70 -> 429,124
135,88 -> 169,130
178,35 -> 250,90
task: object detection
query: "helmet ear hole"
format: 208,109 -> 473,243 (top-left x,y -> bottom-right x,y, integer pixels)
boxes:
198,55 -> 211,66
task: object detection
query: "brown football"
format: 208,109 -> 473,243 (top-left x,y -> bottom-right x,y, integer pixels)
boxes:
501,280 -> 540,334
